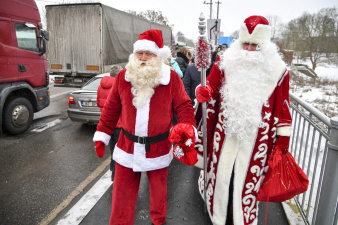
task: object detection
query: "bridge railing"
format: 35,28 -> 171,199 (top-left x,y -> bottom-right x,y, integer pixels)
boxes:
289,92 -> 338,225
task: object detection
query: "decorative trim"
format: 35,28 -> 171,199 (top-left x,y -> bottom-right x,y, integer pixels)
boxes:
277,126 -> 292,136
239,23 -> 271,44
133,39 -> 159,55
93,131 -> 111,146
113,145 -> 173,172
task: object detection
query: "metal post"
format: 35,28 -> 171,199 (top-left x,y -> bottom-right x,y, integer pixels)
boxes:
314,117 -> 338,225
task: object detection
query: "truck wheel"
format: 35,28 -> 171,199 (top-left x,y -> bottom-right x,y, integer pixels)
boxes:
3,97 -> 33,135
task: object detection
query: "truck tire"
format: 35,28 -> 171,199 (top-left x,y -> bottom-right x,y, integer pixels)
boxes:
3,97 -> 34,135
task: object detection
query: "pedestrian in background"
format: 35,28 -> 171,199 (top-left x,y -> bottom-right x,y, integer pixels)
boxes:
183,63 -> 202,106
168,56 -> 183,78
96,65 -> 123,181
176,47 -> 192,77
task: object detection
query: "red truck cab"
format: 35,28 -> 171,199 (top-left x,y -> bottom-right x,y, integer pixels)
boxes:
0,0 -> 50,134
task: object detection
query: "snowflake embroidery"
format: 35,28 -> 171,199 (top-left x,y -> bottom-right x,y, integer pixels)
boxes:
185,138 -> 193,147
173,146 -> 184,159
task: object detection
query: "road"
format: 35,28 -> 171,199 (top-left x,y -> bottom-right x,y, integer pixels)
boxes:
0,83 -> 289,225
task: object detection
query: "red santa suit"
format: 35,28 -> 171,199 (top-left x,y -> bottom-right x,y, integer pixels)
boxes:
93,28 -> 196,225
194,16 -> 292,225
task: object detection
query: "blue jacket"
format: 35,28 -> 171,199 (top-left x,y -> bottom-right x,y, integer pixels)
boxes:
169,58 -> 183,78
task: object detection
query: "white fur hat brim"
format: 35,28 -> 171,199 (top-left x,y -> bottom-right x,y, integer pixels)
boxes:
133,40 -> 171,59
239,23 -> 271,44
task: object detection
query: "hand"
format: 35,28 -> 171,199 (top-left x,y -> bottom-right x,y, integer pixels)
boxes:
196,84 -> 212,103
169,123 -> 195,149
95,141 -> 105,158
169,123 -> 197,165
269,136 -> 290,168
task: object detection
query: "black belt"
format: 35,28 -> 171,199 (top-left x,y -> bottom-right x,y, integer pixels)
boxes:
122,128 -> 170,152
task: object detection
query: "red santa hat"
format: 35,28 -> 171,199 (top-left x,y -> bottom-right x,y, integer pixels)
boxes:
239,15 -> 271,44
133,29 -> 171,59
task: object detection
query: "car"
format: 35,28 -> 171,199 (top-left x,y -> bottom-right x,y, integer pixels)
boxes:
67,73 -> 110,124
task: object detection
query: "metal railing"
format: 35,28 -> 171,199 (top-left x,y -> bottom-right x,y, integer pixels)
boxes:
289,92 -> 338,225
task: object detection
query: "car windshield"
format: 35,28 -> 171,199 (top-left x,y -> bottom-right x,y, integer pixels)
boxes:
81,77 -> 102,91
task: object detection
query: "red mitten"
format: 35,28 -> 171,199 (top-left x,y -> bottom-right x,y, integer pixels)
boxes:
95,141 -> 105,158
196,84 -> 212,103
169,122 -> 195,149
169,123 -> 197,165
173,143 -> 198,165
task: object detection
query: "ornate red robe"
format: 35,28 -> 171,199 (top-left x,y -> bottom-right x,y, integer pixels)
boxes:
195,59 -> 292,225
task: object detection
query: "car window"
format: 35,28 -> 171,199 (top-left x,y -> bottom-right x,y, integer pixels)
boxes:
81,77 -> 102,91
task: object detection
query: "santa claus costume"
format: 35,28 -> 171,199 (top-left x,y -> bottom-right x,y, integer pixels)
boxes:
195,16 -> 292,225
93,29 -> 196,225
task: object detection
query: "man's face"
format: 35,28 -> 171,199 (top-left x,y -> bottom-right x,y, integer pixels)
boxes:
135,51 -> 157,66
242,42 -> 258,51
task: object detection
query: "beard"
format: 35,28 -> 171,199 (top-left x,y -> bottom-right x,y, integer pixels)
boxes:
218,40 -> 282,139
125,54 -> 163,108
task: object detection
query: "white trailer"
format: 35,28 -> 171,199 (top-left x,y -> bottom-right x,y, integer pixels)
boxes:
46,3 -> 172,87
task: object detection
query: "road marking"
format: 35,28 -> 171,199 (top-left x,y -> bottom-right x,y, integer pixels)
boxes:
51,90 -> 76,99
38,157 -> 111,225
31,119 -> 63,132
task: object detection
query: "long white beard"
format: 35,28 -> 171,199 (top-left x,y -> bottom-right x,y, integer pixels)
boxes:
125,54 -> 163,108
218,40 -> 282,139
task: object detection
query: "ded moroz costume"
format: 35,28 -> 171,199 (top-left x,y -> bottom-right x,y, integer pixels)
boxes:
194,16 -> 292,225
93,29 -> 197,225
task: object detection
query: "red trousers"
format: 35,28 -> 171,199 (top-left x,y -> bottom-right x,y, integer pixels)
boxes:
110,163 -> 168,225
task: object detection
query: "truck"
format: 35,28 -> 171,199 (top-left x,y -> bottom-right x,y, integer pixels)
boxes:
0,0 -> 50,134
46,3 -> 172,87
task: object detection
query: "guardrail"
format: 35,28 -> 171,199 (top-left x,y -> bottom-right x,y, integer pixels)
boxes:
289,92 -> 338,225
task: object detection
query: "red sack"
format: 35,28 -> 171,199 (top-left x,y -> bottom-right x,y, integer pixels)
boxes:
257,145 -> 309,202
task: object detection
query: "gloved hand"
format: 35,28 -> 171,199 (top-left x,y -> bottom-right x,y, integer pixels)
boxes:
269,136 -> 290,168
196,84 -> 212,103
95,141 -> 105,158
169,123 -> 197,165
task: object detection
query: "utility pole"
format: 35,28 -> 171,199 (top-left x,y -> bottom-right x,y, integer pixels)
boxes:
203,0 -> 213,19
214,1 -> 222,45
215,1 -> 221,19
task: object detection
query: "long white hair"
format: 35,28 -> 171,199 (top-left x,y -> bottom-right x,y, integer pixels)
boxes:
125,54 -> 163,108
218,40 -> 282,139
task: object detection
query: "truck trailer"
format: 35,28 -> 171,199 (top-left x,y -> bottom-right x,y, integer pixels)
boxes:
0,0 -> 50,134
46,3 -> 172,87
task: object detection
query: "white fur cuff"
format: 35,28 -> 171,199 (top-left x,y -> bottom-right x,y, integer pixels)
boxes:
93,131 -> 111,146
277,126 -> 292,136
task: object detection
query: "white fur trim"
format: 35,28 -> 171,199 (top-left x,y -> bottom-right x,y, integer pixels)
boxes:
194,154 -> 204,169
93,131 -> 111,146
239,23 -> 271,44
277,126 -> 292,136
133,39 -> 159,55
113,144 -> 173,172
157,45 -> 171,59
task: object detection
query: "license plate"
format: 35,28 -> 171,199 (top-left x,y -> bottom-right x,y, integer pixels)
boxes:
74,79 -> 82,83
81,101 -> 97,107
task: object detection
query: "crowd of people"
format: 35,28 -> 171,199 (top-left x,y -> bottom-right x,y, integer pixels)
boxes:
93,15 -> 292,225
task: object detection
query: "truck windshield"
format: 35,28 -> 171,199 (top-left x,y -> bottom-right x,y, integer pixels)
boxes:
15,23 -> 39,52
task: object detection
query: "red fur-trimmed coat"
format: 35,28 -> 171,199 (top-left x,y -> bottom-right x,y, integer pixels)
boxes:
93,64 -> 196,172
195,60 -> 292,225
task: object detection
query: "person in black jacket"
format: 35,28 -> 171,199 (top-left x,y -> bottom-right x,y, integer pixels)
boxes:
183,63 -> 201,106
176,47 -> 192,77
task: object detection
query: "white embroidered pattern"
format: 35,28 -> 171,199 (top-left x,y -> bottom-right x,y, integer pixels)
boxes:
173,146 -> 184,159
185,138 -> 193,147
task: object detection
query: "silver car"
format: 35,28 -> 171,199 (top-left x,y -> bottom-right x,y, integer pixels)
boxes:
67,73 -> 109,124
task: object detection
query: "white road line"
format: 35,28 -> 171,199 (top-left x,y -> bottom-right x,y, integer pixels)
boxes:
51,90 -> 76,99
57,170 -> 112,225
31,119 -> 63,132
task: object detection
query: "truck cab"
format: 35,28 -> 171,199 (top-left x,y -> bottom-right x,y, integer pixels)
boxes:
0,0 -> 50,134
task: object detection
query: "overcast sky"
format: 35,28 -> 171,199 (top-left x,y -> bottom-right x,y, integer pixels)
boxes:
37,0 -> 337,41
101,0 -> 337,41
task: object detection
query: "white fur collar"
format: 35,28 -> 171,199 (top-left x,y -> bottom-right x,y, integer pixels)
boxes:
124,64 -> 171,85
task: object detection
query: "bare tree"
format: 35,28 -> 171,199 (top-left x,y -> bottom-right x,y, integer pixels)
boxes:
176,31 -> 186,42
265,15 -> 283,41
281,7 -> 338,70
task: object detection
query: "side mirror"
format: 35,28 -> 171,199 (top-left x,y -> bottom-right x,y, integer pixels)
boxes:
42,30 -> 49,41
39,38 -> 46,56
